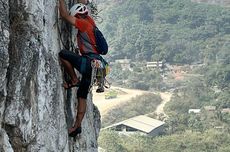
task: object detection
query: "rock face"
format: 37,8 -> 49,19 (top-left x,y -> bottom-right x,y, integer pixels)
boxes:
0,0 -> 101,152
0,0 -> 10,127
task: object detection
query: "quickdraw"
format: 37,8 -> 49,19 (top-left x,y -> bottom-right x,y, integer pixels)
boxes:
89,59 -> 111,92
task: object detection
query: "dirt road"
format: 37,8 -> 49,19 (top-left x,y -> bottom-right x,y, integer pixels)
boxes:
93,86 -> 172,118
92,86 -> 149,117
155,92 -> 172,116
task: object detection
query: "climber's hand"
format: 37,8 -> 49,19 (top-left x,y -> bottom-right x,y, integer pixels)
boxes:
59,0 -> 76,26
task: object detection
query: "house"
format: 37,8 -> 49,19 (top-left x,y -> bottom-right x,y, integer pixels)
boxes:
146,61 -> 164,69
115,59 -> 131,71
222,108 -> 230,113
103,115 -> 165,137
188,109 -> 201,114
204,106 -> 216,111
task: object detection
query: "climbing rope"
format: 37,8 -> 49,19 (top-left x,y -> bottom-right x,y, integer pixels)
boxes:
88,1 -> 104,23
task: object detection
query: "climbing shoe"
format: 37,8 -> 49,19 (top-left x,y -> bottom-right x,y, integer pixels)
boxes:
69,127 -> 82,137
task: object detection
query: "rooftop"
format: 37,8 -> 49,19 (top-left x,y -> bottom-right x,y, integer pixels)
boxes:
189,109 -> 201,114
104,115 -> 165,133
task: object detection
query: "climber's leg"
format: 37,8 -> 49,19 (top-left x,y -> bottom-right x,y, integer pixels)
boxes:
68,97 -> 86,135
59,50 -> 81,88
68,68 -> 91,136
60,58 -> 79,87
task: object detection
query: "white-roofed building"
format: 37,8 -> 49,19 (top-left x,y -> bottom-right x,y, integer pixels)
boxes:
222,108 -> 230,113
204,106 -> 216,111
114,59 -> 131,71
103,115 -> 165,137
188,109 -> 201,114
146,61 -> 164,69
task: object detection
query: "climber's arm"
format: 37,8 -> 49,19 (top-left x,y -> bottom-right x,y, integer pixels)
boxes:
59,0 -> 76,26
78,0 -> 88,4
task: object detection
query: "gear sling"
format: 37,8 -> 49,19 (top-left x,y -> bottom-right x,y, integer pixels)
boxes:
81,53 -> 110,92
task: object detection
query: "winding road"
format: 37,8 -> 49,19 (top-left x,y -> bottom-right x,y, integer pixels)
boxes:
93,86 -> 172,118
155,92 -> 172,117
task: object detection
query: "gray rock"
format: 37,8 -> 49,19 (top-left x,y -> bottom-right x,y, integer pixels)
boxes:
0,0 -> 9,130
0,0 -> 101,151
0,129 -> 14,152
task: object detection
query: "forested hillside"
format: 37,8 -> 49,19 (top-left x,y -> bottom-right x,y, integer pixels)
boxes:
99,0 -> 229,64
97,0 -> 230,151
97,0 -> 229,91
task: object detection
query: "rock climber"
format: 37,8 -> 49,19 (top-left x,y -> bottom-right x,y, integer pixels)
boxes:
58,0 -> 101,137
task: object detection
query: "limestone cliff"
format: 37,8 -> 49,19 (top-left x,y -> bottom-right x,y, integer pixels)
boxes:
0,0 -> 101,151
